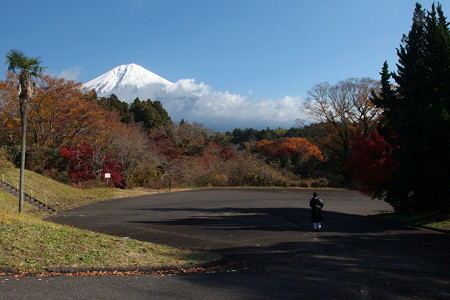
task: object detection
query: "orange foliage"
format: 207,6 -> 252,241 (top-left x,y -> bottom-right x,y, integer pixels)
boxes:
0,74 -> 21,132
0,75 -> 120,149
255,137 -> 323,161
31,76 -> 120,148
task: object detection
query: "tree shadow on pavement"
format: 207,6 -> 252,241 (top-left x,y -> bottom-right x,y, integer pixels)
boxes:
126,206 -> 410,234
122,206 -> 450,299
178,230 -> 450,299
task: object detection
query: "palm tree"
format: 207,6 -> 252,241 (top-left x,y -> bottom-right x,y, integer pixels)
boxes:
5,49 -> 44,212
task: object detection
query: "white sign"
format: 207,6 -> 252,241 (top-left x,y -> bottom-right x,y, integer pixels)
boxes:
104,173 -> 111,179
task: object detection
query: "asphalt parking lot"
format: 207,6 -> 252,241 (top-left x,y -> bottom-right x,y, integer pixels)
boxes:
2,189 -> 449,299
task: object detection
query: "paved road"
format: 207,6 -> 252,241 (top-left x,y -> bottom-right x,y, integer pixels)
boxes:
2,189 -> 449,299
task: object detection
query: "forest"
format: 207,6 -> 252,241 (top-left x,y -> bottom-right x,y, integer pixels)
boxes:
1,3 -> 448,213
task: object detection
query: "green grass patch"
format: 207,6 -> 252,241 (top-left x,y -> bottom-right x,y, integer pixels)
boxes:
0,168 -> 220,273
0,190 -> 46,217
377,212 -> 450,232
0,210 -> 219,273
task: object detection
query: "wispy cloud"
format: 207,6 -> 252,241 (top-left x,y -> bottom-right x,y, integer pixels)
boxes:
131,0 -> 144,8
57,67 -> 82,81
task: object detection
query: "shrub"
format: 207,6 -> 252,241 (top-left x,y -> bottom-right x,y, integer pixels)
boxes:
54,171 -> 71,184
129,163 -> 164,188
209,174 -> 229,187
0,147 -> 14,168
311,178 -> 329,187
226,154 -> 288,186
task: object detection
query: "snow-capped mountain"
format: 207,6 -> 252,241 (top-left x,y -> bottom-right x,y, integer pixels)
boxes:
82,63 -> 301,132
83,63 -> 174,102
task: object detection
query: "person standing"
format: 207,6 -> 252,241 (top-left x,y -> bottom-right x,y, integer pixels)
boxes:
310,192 -> 324,231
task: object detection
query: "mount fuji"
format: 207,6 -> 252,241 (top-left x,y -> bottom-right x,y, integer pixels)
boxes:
83,63 -> 211,126
83,63 -> 174,102
82,64 -> 302,131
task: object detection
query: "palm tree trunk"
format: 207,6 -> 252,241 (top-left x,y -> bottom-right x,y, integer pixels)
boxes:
19,101 -> 27,213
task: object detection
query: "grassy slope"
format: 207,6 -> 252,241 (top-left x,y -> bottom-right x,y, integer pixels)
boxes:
0,190 -> 44,216
0,167 -> 151,211
0,208 -> 216,273
0,169 -> 218,273
377,212 -> 450,232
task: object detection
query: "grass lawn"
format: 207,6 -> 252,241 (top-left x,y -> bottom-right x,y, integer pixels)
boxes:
0,168 -> 219,274
377,211 -> 450,232
0,208 -> 218,273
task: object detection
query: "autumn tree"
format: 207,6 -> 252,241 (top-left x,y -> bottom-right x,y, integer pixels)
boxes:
148,121 -> 239,187
303,78 -> 381,152
149,122 -> 215,158
256,138 -> 323,162
27,76 -> 108,148
0,74 -> 22,151
0,75 -> 122,175
302,78 -> 382,183
255,137 -> 323,177
58,143 -> 124,187
370,3 -> 450,212
109,122 -> 159,187
346,133 -> 398,201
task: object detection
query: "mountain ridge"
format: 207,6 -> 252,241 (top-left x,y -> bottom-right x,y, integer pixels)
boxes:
83,63 -> 173,102
82,63 -> 301,132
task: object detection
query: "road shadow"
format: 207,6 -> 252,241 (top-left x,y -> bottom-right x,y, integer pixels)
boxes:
46,189 -> 449,299
175,230 -> 450,299
125,206 -> 410,234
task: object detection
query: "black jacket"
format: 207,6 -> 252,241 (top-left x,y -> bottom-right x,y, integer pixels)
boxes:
309,197 -> 324,222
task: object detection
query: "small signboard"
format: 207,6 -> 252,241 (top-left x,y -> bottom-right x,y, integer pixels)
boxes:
104,173 -> 111,179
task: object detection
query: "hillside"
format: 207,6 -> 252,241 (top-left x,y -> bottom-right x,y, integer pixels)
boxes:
0,169 -> 218,273
0,167 -> 152,212
0,208 -> 216,273
0,189 -> 40,215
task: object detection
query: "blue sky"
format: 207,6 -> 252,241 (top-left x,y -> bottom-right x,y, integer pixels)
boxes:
1,0 -> 448,130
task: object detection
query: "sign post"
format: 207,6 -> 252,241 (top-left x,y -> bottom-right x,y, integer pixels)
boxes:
104,173 -> 111,187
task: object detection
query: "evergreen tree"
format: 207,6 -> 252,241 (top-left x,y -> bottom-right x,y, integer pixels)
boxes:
373,3 -> 450,212
97,94 -> 133,123
130,98 -> 172,130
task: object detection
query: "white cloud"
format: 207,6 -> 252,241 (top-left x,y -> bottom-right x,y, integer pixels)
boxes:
57,67 -> 81,81
161,79 -> 305,131
88,73 -> 305,132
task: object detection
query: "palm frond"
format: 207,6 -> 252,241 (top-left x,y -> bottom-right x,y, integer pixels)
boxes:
5,49 -> 44,78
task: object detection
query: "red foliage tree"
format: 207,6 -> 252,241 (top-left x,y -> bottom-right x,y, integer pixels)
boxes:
148,129 -> 185,159
204,142 -> 238,161
255,137 -> 323,161
346,132 -> 398,198
59,143 -> 125,187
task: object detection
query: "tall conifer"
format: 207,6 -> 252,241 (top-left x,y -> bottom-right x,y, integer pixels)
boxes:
374,3 -> 450,212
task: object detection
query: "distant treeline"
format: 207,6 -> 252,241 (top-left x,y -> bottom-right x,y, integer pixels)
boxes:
225,125 -> 327,145
95,92 -> 328,147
